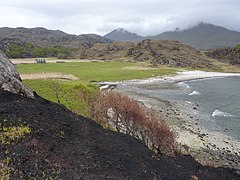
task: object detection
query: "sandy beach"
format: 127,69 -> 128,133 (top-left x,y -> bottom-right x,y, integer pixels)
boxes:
113,71 -> 240,172
116,70 -> 240,84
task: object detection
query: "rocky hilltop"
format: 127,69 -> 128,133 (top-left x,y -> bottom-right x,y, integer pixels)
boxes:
79,39 -> 214,68
0,27 -> 112,49
207,47 -> 240,65
0,51 -> 33,98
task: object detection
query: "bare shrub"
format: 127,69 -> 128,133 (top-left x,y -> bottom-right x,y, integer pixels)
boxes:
87,91 -> 177,156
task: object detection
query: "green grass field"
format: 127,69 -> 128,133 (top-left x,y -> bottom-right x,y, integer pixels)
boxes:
17,61 -> 180,116
16,60 -> 240,117
17,61 -> 179,82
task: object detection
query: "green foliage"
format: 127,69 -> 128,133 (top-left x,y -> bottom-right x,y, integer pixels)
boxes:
23,79 -> 98,116
0,118 -> 31,145
5,43 -> 77,59
0,126 -> 31,145
235,44 -> 240,51
0,158 -> 11,180
0,118 -> 31,179
5,44 -> 26,58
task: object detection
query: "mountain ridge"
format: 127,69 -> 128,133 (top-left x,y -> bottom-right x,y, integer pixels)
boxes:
150,23 -> 240,50
2,23 -> 240,50
104,23 -> 240,50
0,27 -> 112,49
104,28 -> 143,42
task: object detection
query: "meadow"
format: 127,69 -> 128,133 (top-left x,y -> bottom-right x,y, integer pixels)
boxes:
17,61 -> 180,82
17,61 -> 180,116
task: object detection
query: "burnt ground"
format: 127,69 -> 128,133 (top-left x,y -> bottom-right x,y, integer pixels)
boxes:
0,90 -> 239,179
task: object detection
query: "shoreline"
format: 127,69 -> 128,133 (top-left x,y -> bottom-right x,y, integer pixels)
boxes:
119,70 -> 240,84
113,71 -> 240,172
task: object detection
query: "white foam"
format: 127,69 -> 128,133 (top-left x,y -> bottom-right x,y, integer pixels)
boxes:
212,110 -> 234,117
99,85 -> 109,90
189,91 -> 201,96
178,82 -> 191,89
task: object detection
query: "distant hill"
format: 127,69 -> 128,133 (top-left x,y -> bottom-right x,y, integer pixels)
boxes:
104,28 -> 143,42
78,39 -> 214,68
149,23 -> 240,50
0,27 -> 112,49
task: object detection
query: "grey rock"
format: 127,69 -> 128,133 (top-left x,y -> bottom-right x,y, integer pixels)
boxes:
0,51 -> 34,98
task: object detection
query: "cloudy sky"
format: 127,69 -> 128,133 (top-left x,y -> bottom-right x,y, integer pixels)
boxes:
0,0 -> 239,36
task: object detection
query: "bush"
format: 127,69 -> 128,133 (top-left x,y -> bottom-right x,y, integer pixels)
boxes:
87,91 -> 177,155
235,44 -> 240,51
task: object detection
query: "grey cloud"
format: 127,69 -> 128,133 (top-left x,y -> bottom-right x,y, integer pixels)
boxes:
0,0 -> 239,36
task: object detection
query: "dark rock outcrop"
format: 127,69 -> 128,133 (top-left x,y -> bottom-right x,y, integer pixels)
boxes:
207,48 -> 240,65
0,51 -> 34,98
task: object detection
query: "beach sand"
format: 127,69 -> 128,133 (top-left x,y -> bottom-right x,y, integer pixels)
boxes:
113,71 -> 240,171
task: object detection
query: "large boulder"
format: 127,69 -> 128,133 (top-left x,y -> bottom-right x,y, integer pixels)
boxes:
0,51 -> 34,98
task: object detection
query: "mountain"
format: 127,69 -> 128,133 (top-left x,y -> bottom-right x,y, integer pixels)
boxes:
2,23 -> 240,51
0,27 -> 112,49
104,28 -> 143,42
149,23 -> 240,50
78,39 -> 214,68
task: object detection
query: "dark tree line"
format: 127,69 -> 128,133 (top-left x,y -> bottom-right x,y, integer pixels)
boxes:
5,43 -> 78,59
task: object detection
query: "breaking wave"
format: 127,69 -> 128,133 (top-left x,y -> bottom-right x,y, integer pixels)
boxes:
189,91 -> 201,96
178,82 -> 191,89
212,110 -> 234,117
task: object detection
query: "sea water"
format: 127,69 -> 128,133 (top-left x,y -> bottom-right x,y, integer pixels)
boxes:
118,76 -> 240,139
176,76 -> 240,139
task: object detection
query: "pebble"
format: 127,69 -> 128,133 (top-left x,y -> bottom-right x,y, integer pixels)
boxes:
224,140 -> 229,144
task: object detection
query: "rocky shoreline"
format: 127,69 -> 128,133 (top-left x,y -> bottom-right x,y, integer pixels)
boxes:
113,71 -> 240,173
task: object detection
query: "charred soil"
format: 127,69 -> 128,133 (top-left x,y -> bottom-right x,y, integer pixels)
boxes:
0,90 -> 239,179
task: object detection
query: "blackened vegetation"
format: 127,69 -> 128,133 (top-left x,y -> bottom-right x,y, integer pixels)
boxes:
0,90 -> 239,179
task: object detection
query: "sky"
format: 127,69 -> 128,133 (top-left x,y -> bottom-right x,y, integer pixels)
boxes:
0,0 -> 239,36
